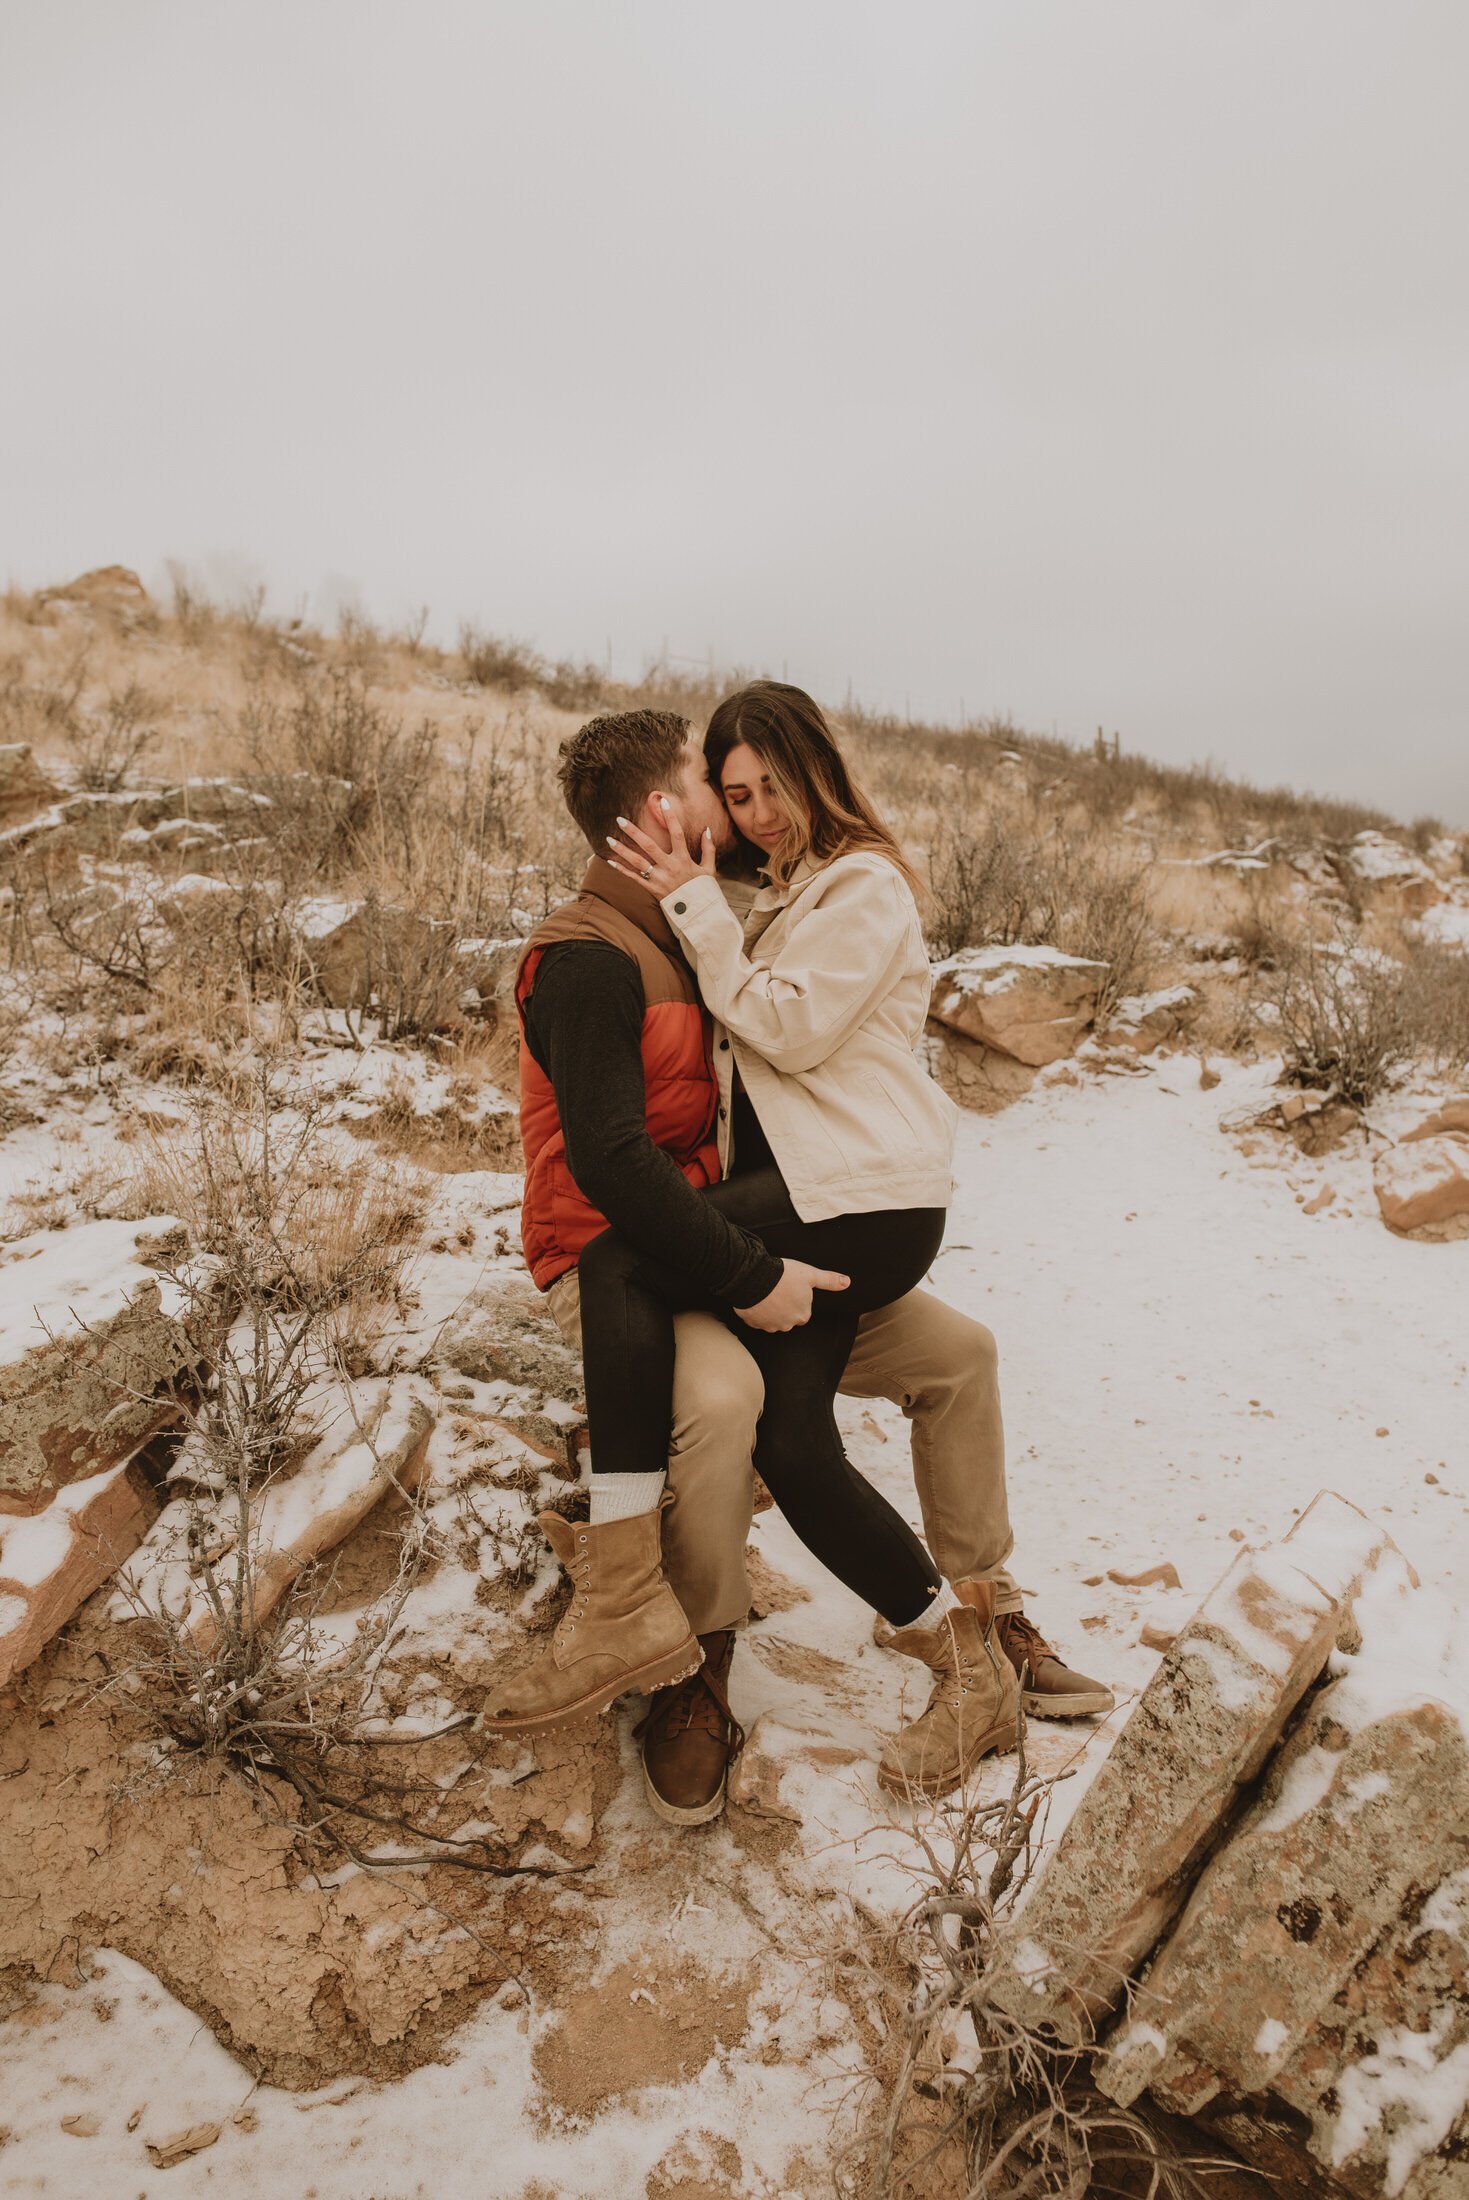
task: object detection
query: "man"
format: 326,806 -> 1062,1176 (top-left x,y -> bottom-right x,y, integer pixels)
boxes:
512,707 -> 1111,1820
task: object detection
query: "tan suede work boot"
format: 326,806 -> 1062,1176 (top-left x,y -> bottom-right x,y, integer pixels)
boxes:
877,1579 -> 1022,1800
996,1608 -> 1115,1720
481,1506 -> 702,1738
635,1629 -> 744,1827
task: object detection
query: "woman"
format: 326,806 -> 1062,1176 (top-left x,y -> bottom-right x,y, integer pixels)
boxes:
485,682 -> 965,1738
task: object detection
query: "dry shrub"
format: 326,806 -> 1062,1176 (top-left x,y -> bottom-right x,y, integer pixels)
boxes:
459,624 -> 541,693
856,1728 -> 1226,2199
1262,928 -> 1469,1105
540,657 -> 609,712
129,1069 -> 425,1348
59,676 -> 162,790
106,1072 -> 540,1877
926,803 -> 1154,1013
242,665 -> 440,878
37,870 -> 163,994
0,644 -> 90,754
1262,928 -> 1415,1106
1403,939 -> 1469,1077
165,560 -> 221,646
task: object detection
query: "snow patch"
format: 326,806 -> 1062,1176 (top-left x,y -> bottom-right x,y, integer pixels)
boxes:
931,942 -> 1106,1000
1331,2020 -> 1469,2196
1412,902 -> 1469,954
0,1217 -> 187,1362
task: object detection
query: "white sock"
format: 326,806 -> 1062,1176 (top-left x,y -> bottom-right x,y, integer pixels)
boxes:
589,1471 -> 667,1525
903,1583 -> 951,1632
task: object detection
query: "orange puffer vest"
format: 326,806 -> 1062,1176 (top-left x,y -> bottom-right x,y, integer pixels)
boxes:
516,857 -> 721,1291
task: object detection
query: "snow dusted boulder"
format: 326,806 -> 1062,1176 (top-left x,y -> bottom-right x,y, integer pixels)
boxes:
156,871 -> 237,921
34,564 -> 153,622
157,777 -> 272,826
1224,1090 -> 1361,1156
439,1280 -> 585,1473
0,1455 -> 156,1687
1411,901 -> 1469,956
1096,983 -> 1199,1054
1344,832 -> 1443,920
292,896 -> 506,1026
1374,1136 -> 1469,1235
1287,844 -> 1351,896
989,1492 -> 1399,2047
1402,1099 -> 1469,1143
134,1381 -> 436,1654
1100,1561 -> 1469,2200
0,743 -> 58,830
0,1221 -> 196,1517
55,787 -> 171,852
929,945 -> 1108,1066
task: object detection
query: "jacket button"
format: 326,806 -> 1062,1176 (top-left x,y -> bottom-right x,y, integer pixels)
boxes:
719,1039 -> 729,1051
672,900 -> 687,915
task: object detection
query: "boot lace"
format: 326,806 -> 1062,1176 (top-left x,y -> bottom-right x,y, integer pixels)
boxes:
555,1530 -> 595,1643
634,1657 -> 745,1762
996,1609 -> 1054,1681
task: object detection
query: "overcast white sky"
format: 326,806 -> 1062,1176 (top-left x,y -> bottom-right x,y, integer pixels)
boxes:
2,2 -> 1465,821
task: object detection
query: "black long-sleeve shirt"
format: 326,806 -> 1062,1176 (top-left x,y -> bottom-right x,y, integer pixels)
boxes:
521,939 -> 784,1307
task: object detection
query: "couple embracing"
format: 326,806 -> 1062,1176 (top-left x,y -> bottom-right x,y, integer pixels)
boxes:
482,682 -> 1111,1821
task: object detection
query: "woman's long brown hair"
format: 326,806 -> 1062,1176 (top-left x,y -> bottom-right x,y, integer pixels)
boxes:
703,680 -> 918,892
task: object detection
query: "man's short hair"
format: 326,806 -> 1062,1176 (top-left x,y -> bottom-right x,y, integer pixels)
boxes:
557,709 -> 691,851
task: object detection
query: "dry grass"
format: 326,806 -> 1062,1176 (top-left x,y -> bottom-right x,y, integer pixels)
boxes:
1,579 -> 1462,1119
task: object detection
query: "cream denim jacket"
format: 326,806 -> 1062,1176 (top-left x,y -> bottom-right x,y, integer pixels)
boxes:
661,851 -> 957,1223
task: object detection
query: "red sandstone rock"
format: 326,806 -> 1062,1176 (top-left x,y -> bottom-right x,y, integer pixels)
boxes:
0,1457 -> 156,1686
1374,1135 -> 1469,1234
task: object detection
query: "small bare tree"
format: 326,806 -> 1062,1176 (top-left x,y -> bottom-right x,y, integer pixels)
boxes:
105,1068 -> 539,1875
61,677 -> 162,790
1261,926 -> 1413,1106
859,1725 -> 1229,2199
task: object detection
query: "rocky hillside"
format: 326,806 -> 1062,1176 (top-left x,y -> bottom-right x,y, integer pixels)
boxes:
1,567 -> 1466,2196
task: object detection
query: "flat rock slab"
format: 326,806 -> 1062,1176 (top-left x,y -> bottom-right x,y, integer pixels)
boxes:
1096,984 -> 1200,1054
0,1455 -> 157,1687
929,945 -> 1108,1066
116,1379 -> 437,1654
990,1491 -> 1399,2047
1102,1560 -> 1469,2200
0,1220 -> 196,1515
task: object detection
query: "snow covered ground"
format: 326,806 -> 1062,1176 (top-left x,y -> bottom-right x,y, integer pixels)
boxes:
2,1050 -> 1466,2197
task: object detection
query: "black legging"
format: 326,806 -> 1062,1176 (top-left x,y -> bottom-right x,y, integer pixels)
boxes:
576,1167 -> 946,1626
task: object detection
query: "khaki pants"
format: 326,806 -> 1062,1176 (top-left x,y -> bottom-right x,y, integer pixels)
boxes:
546,1274 -> 1019,1633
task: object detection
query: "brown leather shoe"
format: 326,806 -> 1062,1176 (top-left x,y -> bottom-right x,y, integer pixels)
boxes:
995,1607 -> 1115,1719
636,1630 -> 744,1826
